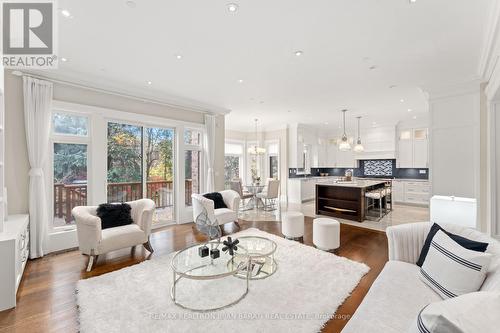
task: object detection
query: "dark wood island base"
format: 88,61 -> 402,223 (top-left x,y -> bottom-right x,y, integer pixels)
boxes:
315,181 -> 387,222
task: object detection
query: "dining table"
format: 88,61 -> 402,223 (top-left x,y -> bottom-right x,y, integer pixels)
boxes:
244,184 -> 265,209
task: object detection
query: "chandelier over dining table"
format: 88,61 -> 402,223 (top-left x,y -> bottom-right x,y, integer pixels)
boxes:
248,118 -> 266,155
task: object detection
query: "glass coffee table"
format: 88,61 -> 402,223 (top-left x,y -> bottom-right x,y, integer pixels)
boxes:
230,236 -> 278,280
171,240 -> 250,312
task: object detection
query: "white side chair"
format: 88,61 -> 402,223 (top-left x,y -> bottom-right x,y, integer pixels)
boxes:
191,190 -> 241,229
256,179 -> 280,211
72,198 -> 156,272
281,211 -> 304,240
313,218 -> 340,251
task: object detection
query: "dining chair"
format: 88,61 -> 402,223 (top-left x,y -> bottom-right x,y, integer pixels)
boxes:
256,179 -> 280,211
229,179 -> 253,210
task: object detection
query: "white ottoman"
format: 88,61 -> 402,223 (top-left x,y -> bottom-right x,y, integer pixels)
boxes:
313,218 -> 340,251
281,211 -> 304,239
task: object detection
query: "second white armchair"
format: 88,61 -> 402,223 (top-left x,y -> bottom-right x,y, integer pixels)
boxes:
192,190 -> 241,230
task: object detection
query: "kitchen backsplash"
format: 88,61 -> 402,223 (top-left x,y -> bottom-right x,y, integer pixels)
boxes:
289,159 -> 429,179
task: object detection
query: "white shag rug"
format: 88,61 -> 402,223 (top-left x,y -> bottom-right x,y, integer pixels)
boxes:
76,228 -> 369,333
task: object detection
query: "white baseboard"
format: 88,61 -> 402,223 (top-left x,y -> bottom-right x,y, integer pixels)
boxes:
48,229 -> 78,253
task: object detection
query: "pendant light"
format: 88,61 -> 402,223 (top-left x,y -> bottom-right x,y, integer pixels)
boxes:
354,116 -> 364,153
338,109 -> 351,151
248,119 -> 266,155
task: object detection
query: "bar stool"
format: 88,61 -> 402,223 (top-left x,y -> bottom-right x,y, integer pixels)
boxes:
385,186 -> 392,211
365,188 -> 387,221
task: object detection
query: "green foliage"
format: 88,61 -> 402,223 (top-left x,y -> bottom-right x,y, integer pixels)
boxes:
224,156 -> 240,183
107,123 -> 143,183
53,113 -> 88,136
53,143 -> 87,183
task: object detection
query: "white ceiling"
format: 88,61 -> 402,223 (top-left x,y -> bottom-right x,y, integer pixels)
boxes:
50,0 -> 492,131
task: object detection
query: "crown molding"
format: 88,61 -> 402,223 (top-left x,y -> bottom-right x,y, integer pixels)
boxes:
425,79 -> 483,101
14,69 -> 231,115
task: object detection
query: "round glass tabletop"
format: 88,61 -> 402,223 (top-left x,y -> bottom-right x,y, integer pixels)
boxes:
171,240 -> 248,279
236,236 -> 277,257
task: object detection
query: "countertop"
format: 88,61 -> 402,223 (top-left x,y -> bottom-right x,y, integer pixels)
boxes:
289,176 -> 429,182
316,180 -> 387,188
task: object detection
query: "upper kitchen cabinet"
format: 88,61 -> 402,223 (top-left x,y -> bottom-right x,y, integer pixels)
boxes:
397,127 -> 429,168
353,125 -> 397,160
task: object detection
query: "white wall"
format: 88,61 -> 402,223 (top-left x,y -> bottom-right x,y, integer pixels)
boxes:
4,70 -> 226,216
429,82 -> 481,228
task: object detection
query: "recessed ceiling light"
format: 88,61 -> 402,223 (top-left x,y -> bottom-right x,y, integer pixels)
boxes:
238,79 -> 243,83
125,1 -> 136,8
413,116 -> 417,119
407,108 -> 412,112
175,54 -> 182,59
294,50 -> 303,57
147,81 -> 152,85
227,3 -> 239,12
60,57 -> 68,62
400,99 -> 405,103
60,9 -> 71,17
409,0 -> 417,3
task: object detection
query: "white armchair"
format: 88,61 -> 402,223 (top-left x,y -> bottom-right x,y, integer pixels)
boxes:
192,190 -> 241,229
72,199 -> 156,271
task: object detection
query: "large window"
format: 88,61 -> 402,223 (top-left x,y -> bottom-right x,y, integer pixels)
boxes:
224,142 -> 244,188
107,122 -> 175,225
51,112 -> 89,227
185,129 -> 202,206
50,102 -> 205,234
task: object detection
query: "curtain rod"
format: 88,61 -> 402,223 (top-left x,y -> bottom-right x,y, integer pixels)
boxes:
11,70 -> 224,116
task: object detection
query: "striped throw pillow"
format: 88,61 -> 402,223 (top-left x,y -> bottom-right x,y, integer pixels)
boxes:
419,230 -> 492,299
409,292 -> 500,333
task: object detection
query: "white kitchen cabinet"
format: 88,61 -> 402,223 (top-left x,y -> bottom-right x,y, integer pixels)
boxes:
392,180 -> 405,202
392,180 -> 431,206
413,131 -> 429,168
398,135 -> 413,168
300,178 -> 316,201
397,128 -> 428,168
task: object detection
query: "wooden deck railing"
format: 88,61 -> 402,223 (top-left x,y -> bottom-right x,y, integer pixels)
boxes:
54,179 -> 194,224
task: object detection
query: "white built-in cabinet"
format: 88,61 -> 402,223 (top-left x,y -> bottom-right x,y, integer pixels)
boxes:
392,180 -> 431,206
0,66 -> 4,231
397,128 -> 429,168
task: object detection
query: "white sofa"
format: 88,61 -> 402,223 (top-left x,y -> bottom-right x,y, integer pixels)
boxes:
342,222 -> 500,333
72,199 -> 156,271
191,190 -> 240,227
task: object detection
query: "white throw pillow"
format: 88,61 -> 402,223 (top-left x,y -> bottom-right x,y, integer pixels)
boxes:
420,230 -> 492,299
408,292 -> 500,333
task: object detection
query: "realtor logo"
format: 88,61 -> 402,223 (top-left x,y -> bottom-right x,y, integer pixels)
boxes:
1,0 -> 58,68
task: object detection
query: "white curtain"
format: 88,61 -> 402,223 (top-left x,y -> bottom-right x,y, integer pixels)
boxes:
23,76 -> 53,258
204,114 -> 216,192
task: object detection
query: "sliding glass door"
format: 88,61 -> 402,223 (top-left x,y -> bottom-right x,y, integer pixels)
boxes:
145,127 -> 174,222
107,122 -> 175,226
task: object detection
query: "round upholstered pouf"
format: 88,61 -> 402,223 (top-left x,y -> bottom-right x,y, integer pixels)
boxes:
313,218 -> 340,251
281,211 -> 304,240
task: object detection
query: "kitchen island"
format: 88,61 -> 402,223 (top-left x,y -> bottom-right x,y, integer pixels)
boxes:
315,180 -> 387,222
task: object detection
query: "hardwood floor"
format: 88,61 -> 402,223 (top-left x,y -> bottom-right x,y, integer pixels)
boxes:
0,218 -> 388,333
